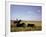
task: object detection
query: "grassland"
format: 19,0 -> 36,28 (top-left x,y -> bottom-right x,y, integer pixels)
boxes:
11,20 -> 42,32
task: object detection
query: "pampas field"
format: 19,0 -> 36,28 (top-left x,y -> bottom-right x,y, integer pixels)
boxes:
11,20 -> 42,32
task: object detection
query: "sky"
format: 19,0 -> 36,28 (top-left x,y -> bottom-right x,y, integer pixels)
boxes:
10,5 -> 42,21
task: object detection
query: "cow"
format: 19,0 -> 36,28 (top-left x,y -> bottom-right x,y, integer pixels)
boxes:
13,20 -> 21,24
16,23 -> 26,27
27,24 -> 35,28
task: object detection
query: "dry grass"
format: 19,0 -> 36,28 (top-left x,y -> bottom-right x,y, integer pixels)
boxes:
11,21 -> 42,32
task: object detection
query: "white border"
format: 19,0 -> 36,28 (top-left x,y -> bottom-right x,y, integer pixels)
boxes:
6,1 -> 46,37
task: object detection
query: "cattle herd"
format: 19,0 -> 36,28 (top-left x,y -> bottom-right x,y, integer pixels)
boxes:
11,19 -> 35,28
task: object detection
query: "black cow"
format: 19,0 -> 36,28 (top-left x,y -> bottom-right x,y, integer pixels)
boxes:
27,24 -> 35,27
13,20 -> 21,24
16,23 -> 26,27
